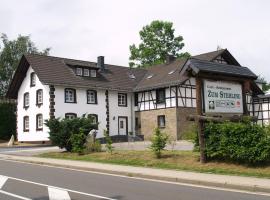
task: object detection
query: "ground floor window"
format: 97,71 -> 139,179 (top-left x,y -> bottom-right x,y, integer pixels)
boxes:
65,113 -> 77,120
36,114 -> 43,130
157,115 -> 165,128
23,116 -> 29,131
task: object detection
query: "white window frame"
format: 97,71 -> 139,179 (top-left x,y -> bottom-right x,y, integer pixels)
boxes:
65,113 -> 77,120
158,115 -> 165,128
83,69 -> 90,76
87,90 -> 97,104
65,88 -> 76,103
90,69 -> 97,77
24,116 -> 29,131
37,90 -> 43,105
36,114 -> 43,130
24,93 -> 29,108
118,93 -> 127,107
30,72 -> 36,86
76,68 -> 83,76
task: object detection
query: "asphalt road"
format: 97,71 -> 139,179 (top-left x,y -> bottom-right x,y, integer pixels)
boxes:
0,159 -> 269,200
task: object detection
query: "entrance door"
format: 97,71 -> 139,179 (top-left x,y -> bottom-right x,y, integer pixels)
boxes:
118,117 -> 128,135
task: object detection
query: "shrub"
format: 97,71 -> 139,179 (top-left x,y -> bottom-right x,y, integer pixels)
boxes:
0,102 -> 16,140
85,138 -> 102,153
70,129 -> 86,154
104,130 -> 113,154
45,116 -> 96,152
150,128 -> 168,158
204,120 -> 270,164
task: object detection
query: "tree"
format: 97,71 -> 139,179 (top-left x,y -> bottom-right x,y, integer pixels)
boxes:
257,76 -> 270,92
150,128 -> 168,158
0,34 -> 50,96
129,20 -> 190,68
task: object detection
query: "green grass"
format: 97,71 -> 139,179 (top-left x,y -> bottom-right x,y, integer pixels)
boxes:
39,150 -> 270,179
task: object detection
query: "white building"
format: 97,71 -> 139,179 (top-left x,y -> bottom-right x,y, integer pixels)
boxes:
6,49 -> 264,142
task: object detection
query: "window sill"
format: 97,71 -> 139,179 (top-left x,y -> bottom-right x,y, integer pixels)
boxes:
65,101 -> 77,104
87,102 -> 98,104
23,129 -> 29,132
158,126 -> 166,129
118,104 -> 127,107
24,106 -> 29,110
36,128 -> 43,131
36,103 -> 43,107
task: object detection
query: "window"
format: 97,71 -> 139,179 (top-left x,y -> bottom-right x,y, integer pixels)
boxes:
157,115 -> 165,128
30,72 -> 36,87
87,90 -> 97,104
23,116 -> 29,131
118,93 -> 127,107
76,68 -> 83,76
88,114 -> 98,124
90,69 -> 97,77
83,69 -> 90,76
24,92 -> 30,108
156,88 -> 165,104
65,113 -> 77,120
36,114 -> 43,130
36,89 -> 43,105
65,88 -> 76,103
134,93 -> 138,106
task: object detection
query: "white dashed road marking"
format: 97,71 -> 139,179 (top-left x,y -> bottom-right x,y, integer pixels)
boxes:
48,187 -> 71,200
0,175 -> 8,189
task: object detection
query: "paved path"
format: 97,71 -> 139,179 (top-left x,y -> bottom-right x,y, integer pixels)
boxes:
0,159 -> 269,200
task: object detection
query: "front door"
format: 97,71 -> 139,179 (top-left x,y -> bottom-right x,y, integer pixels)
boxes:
118,117 -> 128,135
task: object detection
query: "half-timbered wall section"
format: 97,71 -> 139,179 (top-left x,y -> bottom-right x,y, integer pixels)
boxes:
248,95 -> 270,125
135,78 -> 196,111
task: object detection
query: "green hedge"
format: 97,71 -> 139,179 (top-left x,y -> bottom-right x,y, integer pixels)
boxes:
0,102 -> 16,140
204,120 -> 270,164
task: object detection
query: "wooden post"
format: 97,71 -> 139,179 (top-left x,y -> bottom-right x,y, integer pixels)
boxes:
196,78 -> 206,163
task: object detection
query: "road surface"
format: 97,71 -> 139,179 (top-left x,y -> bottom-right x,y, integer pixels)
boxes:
0,159 -> 269,200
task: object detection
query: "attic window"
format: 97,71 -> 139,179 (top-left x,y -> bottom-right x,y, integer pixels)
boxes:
147,74 -> 153,79
168,70 -> 175,75
90,69 -> 97,77
83,69 -> 90,76
129,74 -> 136,79
76,68 -> 83,76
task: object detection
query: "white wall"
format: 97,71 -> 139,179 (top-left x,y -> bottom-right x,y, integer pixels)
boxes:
54,86 -> 107,138
17,66 -> 50,141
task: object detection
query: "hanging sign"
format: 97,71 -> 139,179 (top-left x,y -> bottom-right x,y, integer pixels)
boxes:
204,80 -> 243,114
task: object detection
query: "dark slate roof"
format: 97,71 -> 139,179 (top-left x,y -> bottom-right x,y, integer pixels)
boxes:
134,58 -> 189,91
186,58 -> 257,79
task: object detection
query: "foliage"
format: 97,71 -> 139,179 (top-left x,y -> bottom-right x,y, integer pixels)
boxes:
45,116 -> 96,152
129,20 -> 190,68
181,123 -> 198,141
257,76 -> 270,92
150,128 -> 168,158
0,102 -> 16,140
104,129 -> 113,154
0,33 -> 50,96
203,120 -> 270,164
70,129 -> 86,154
84,137 -> 102,153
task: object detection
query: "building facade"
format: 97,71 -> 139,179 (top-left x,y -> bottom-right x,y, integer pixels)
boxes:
6,49 -> 267,142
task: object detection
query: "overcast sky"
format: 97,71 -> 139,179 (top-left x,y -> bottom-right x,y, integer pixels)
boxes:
1,0 -> 270,80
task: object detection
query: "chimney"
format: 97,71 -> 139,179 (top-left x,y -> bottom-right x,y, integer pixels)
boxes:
97,56 -> 105,72
166,54 -> 176,64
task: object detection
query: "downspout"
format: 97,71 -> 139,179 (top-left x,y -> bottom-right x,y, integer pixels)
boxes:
130,93 -> 134,136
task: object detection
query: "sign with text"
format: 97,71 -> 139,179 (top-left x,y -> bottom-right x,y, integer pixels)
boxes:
204,80 -> 243,114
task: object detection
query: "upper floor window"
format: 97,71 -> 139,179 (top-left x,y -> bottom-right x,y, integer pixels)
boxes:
76,68 -> 83,76
36,114 -> 43,130
156,88 -> 165,104
65,88 -> 76,103
83,69 -> 90,76
30,72 -> 36,87
90,69 -> 97,77
157,115 -> 165,128
118,93 -> 127,107
24,92 -> 30,108
36,89 -> 43,105
87,90 -> 97,104
65,113 -> 77,120
23,116 -> 29,131
134,93 -> 138,106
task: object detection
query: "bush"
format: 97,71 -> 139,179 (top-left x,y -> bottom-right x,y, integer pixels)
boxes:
85,138 -> 102,153
45,116 -> 96,152
70,129 -> 86,154
0,102 -> 16,140
150,128 -> 168,158
104,130 -> 113,154
204,120 -> 270,164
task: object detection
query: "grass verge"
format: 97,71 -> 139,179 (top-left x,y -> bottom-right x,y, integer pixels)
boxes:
39,150 -> 270,179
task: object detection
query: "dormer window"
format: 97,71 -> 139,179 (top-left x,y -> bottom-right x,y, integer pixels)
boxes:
76,68 -> 83,76
30,72 -> 36,87
83,69 -> 90,76
90,69 -> 97,77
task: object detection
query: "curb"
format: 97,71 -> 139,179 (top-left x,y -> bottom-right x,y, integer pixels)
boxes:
1,155 -> 270,194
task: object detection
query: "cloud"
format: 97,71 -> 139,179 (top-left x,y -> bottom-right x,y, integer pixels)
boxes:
1,0 -> 270,79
